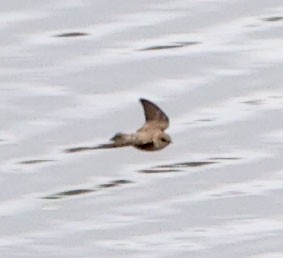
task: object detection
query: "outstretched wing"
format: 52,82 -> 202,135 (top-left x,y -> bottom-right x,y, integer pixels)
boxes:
140,98 -> 169,130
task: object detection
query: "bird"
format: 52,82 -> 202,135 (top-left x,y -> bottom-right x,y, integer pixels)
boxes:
65,98 -> 172,153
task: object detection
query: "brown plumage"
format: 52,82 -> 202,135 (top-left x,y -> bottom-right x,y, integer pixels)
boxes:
65,98 -> 172,153
97,98 -> 172,151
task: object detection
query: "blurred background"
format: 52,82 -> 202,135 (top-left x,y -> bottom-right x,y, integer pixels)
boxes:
0,0 -> 283,257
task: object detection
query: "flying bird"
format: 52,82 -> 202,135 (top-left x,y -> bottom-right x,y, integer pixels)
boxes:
65,98 -> 172,153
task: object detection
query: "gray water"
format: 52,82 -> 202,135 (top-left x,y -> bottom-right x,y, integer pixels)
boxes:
1,1 -> 283,257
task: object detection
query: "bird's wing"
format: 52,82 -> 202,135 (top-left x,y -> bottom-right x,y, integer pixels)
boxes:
140,98 -> 169,130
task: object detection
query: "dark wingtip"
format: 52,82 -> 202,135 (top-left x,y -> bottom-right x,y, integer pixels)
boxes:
139,98 -> 152,105
110,133 -> 123,141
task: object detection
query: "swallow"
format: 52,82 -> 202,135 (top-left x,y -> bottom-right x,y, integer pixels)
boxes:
65,98 -> 172,153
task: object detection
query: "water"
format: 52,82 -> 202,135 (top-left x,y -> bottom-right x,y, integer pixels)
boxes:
1,1 -> 283,257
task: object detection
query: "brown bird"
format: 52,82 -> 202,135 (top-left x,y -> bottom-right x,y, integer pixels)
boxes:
65,98 -> 172,153
99,98 -> 172,151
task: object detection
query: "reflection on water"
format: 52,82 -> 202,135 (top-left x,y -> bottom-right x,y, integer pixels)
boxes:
208,157 -> 241,160
157,161 -> 217,168
43,179 -> 132,200
19,159 -> 54,165
241,99 -> 264,105
262,16 -> 283,22
139,41 -> 199,51
140,168 -> 181,173
139,160 -> 216,173
44,188 -> 95,199
53,32 -> 90,38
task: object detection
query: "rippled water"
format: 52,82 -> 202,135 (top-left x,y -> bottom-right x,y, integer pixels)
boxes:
1,1 -> 283,257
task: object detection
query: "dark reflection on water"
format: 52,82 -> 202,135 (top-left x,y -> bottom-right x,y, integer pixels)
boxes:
195,118 -> 215,124
195,118 -> 215,122
19,159 -> 54,165
140,169 -> 181,174
270,95 -> 283,99
140,160 -> 217,174
43,179 -> 133,200
209,157 -> 241,160
98,179 -> 132,189
44,189 -> 95,200
210,190 -> 246,197
158,161 -> 217,168
53,32 -> 90,38
241,99 -> 264,105
263,16 -> 283,22
184,117 -> 215,125
139,41 -> 199,51
140,157 -> 241,174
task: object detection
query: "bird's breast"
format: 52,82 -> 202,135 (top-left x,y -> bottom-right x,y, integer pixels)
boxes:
134,142 -> 156,151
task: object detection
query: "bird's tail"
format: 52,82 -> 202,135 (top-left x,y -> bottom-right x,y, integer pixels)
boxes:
64,133 -> 132,152
94,133 -> 132,149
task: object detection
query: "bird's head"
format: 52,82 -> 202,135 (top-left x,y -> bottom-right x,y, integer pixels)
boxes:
155,132 -> 172,149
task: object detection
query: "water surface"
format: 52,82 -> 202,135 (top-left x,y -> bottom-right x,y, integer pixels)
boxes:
1,1 -> 283,257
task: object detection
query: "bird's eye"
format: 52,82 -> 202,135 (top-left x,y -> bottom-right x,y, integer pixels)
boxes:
161,138 -> 167,142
